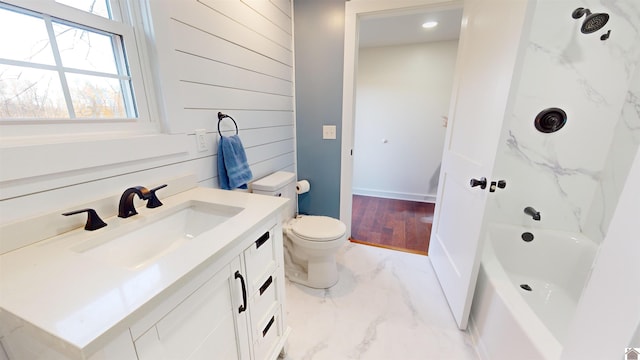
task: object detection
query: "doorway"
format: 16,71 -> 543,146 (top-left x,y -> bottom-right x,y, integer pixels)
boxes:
346,5 -> 463,254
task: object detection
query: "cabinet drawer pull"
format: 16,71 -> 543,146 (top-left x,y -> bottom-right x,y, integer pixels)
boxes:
262,315 -> 275,337
234,271 -> 247,314
259,276 -> 273,295
255,231 -> 270,249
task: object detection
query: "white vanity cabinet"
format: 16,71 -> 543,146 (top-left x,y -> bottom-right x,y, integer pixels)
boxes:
0,217 -> 288,360
129,223 -> 288,360
0,188 -> 289,360
132,259 -> 250,360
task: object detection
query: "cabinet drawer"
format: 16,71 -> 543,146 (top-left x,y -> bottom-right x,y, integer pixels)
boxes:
244,227 -> 277,294
253,308 -> 283,360
249,274 -> 279,332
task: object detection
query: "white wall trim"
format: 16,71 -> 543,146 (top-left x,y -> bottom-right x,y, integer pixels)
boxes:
353,188 -> 436,203
0,134 -> 188,184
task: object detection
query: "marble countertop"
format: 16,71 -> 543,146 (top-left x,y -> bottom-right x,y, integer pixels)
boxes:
0,187 -> 287,358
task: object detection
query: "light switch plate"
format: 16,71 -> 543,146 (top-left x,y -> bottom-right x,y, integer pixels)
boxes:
323,125 -> 337,140
195,129 -> 208,152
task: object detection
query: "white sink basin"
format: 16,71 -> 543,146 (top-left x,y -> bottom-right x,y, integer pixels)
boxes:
72,201 -> 243,269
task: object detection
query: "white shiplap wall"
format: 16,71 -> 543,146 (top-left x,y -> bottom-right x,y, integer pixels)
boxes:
149,0 -> 296,184
0,0 -> 294,225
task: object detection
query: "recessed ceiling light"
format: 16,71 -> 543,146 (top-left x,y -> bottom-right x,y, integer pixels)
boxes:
422,21 -> 438,29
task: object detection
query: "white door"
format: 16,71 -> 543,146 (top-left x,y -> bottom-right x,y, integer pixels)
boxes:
429,0 -> 532,329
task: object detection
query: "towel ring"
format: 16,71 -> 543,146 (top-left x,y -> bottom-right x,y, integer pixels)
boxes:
217,112 -> 239,137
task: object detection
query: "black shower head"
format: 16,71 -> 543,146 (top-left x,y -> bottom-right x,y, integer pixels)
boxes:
572,7 -> 610,34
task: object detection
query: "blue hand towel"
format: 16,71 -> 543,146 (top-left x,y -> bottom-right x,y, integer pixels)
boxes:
217,135 -> 252,190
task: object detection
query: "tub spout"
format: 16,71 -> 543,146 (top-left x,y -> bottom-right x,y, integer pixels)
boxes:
524,207 -> 541,221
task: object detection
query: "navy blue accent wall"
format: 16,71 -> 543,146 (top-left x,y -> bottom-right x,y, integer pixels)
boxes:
293,0 -> 345,218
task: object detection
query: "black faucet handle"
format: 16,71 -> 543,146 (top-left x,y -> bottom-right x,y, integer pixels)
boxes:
149,184 -> 167,193
62,208 -> 107,231
147,184 -> 168,208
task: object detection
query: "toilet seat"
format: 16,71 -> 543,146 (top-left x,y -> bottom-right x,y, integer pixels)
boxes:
289,216 -> 346,242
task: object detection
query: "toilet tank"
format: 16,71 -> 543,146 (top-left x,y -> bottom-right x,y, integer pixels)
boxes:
251,171 -> 297,219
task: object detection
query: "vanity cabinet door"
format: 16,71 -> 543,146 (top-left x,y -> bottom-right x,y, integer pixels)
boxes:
134,259 -> 250,360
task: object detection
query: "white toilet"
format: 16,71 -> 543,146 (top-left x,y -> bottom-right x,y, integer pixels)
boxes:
252,171 -> 346,288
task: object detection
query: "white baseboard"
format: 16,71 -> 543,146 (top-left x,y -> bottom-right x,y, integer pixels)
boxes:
352,188 -> 436,203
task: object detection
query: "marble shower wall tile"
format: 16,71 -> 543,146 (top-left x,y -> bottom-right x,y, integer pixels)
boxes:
584,62 -> 640,241
487,0 -> 640,238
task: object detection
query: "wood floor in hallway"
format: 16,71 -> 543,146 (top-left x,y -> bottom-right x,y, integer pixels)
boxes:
350,195 -> 435,255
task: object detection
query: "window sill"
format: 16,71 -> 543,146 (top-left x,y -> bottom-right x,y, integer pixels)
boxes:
0,134 -> 189,184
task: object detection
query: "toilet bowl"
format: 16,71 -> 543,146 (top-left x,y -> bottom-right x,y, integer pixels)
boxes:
283,215 -> 346,288
251,172 -> 346,289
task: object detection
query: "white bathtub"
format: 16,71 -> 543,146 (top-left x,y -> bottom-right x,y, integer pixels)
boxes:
469,224 -> 598,360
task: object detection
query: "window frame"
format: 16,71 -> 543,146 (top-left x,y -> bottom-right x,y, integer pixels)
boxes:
0,0 -> 159,139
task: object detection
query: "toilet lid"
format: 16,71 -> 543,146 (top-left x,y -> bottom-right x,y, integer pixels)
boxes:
290,216 -> 346,242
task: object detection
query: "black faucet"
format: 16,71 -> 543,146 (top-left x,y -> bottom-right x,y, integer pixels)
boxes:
118,184 -> 167,218
524,206 -> 541,221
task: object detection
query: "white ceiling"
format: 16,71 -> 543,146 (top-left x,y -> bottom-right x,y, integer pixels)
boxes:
358,7 -> 463,48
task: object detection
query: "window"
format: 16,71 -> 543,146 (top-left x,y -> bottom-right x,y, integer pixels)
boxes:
55,0 -> 111,19
0,0 -> 155,136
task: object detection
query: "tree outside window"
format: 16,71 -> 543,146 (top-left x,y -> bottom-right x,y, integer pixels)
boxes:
0,0 -> 139,120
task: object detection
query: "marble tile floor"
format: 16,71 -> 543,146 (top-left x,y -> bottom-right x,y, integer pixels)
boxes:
282,242 -> 480,360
